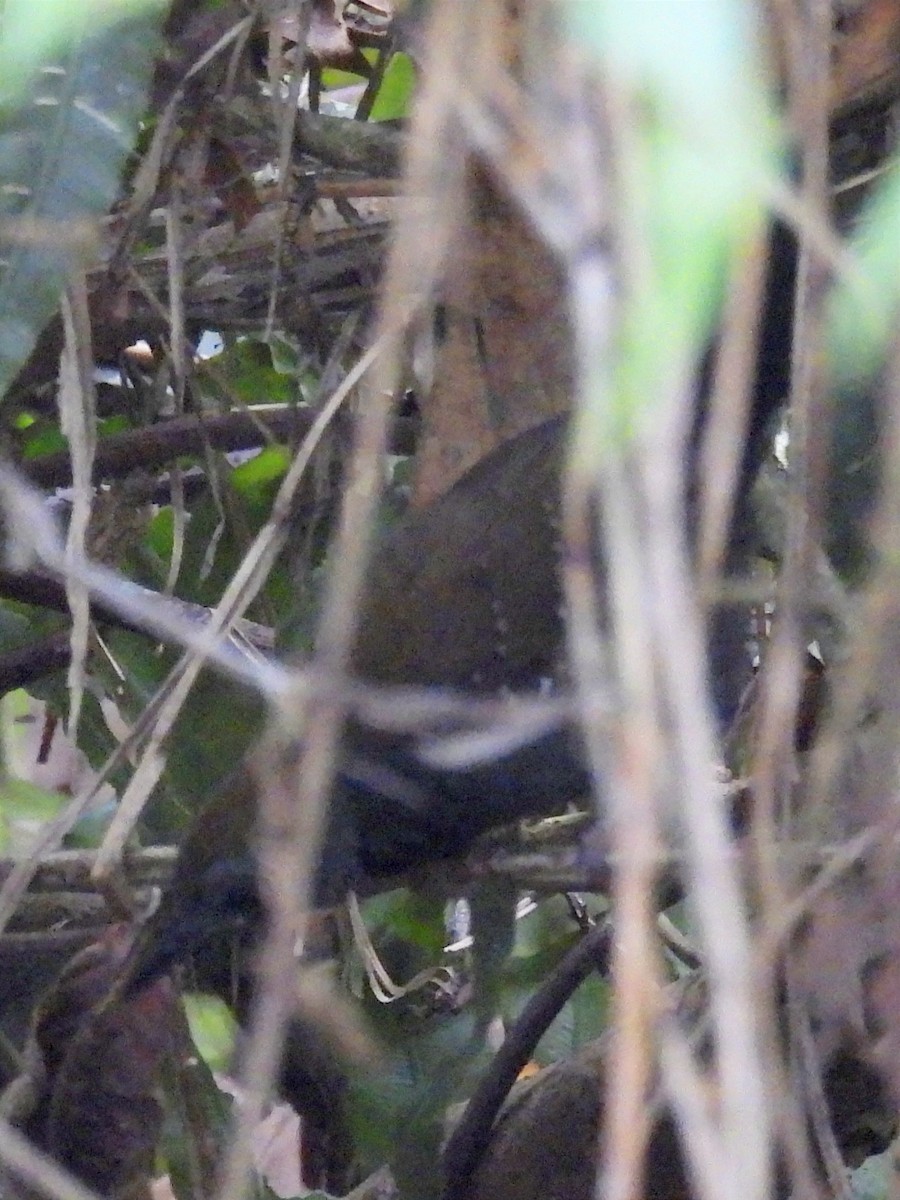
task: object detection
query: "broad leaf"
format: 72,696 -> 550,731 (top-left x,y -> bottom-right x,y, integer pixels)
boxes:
0,7 -> 165,396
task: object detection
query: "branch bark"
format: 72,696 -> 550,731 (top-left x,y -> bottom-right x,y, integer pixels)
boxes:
20,409 -> 418,489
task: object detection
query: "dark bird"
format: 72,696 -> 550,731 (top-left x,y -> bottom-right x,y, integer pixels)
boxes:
124,414 -> 590,992
120,416 -> 593,1189
116,219 -> 799,1187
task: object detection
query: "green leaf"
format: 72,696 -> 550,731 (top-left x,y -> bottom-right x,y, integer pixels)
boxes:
564,0 -> 773,172
494,898 -> 611,1064
98,413 -> 132,435
266,331 -> 304,375
321,50 -> 379,90
0,774 -> 70,857
30,622 -> 263,841
348,1009 -> 487,1200
563,0 -> 779,448
369,53 -> 416,123
362,888 -> 447,958
146,506 -> 175,561
231,445 -> 291,500
212,338 -> 297,406
0,1 -> 166,105
0,8 -> 165,397
65,800 -> 117,848
20,422 -> 69,459
0,607 -> 41,653
827,163 -> 900,390
0,774 -> 69,824
569,969 -> 609,1053
510,893 -> 580,960
321,68 -> 369,90
183,994 -> 239,1073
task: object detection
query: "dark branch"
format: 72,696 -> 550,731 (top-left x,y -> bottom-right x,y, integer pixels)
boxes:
20,409 -> 418,489
441,919 -> 613,1200
0,847 -> 176,897
0,568 -> 279,694
0,570 -> 274,647
0,633 -> 71,695
294,109 -> 404,176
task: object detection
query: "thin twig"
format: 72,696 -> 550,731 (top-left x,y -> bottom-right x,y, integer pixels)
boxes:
58,280 -> 97,742
697,226 -> 769,585
786,976 -> 854,1200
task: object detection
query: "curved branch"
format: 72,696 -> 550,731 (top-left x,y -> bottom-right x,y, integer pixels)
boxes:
441,919 -> 613,1200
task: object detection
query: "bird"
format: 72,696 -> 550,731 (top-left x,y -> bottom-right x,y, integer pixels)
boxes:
114,218 -> 800,1188
121,414 -> 589,995
114,414 -> 592,1189
124,286 -> 796,988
